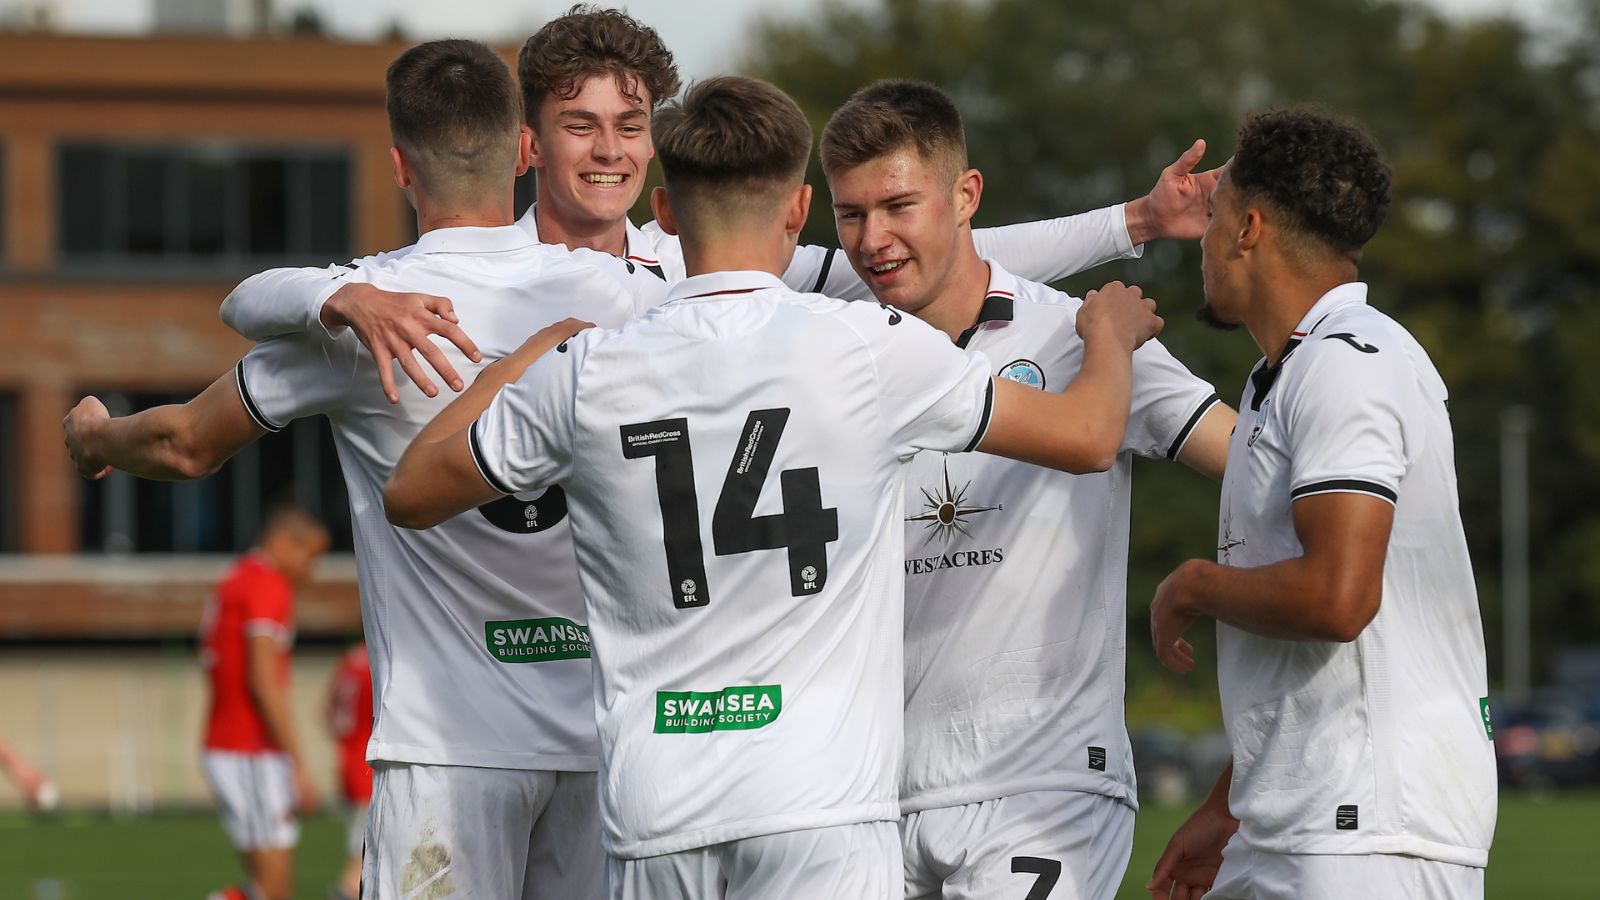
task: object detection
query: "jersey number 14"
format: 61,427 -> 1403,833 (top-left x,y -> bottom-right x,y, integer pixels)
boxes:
620,408 -> 839,609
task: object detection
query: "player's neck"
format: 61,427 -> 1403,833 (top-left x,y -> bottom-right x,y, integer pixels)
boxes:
532,195 -> 629,257
919,236 -> 991,344
679,229 -> 793,281
413,193 -> 515,235
1245,260 -> 1360,365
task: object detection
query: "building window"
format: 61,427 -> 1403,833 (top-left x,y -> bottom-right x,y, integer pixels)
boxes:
58,142 -> 351,272
0,394 -> 16,552
77,391 -> 352,554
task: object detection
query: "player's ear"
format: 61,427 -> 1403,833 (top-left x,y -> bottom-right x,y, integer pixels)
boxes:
390,147 -> 412,190
526,123 -> 547,170
1239,207 -> 1264,253
785,183 -> 812,237
953,167 -> 983,227
651,186 -> 678,236
515,126 -> 534,178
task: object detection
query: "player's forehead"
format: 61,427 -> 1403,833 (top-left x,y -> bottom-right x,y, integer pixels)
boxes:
544,70 -> 653,121
829,145 -> 940,202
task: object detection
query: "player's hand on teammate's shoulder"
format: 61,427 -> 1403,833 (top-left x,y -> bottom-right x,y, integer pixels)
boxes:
321,282 -> 484,404
504,317 -> 597,370
62,395 -> 114,480
1078,281 -> 1163,352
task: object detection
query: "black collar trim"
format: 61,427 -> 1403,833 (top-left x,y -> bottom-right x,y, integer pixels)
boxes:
955,292 -> 1016,348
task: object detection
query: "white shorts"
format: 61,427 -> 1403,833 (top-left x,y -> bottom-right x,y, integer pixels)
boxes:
901,790 -> 1135,900
608,821 -> 902,900
362,762 -> 604,900
201,750 -> 299,852
1206,837 -> 1485,900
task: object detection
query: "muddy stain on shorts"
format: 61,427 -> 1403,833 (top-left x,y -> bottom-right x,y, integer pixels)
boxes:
400,841 -> 456,898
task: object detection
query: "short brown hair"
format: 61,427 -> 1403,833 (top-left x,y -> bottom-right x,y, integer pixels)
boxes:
653,76 -> 813,236
821,79 -> 968,183
517,5 -> 680,126
386,40 -> 520,194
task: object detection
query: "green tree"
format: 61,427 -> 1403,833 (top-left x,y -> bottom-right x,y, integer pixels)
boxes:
744,0 -> 1600,695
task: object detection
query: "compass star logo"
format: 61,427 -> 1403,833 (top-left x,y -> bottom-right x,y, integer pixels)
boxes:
907,456 -> 1002,544
1218,507 -> 1246,564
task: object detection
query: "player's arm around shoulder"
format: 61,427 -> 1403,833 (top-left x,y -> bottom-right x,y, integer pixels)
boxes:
976,281 -> 1162,473
384,317 -> 594,529
63,369 -> 267,482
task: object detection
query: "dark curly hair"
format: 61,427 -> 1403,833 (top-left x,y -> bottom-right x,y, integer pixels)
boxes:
1230,108 -> 1392,256
516,5 -> 681,126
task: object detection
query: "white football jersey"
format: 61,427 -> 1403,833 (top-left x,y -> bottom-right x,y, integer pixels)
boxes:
900,262 -> 1219,814
235,225 -> 642,771
1217,282 -> 1495,866
218,204 -> 1139,341
472,270 -> 996,859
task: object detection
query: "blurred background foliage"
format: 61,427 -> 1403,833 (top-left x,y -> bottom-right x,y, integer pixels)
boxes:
738,0 -> 1600,710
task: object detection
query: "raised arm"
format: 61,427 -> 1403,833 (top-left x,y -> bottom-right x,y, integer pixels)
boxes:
977,281 -> 1163,472
221,265 -> 481,404
63,371 -> 265,481
789,139 -> 1218,300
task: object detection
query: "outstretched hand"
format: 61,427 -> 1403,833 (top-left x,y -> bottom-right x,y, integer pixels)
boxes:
323,282 -> 484,404
1128,139 -> 1222,244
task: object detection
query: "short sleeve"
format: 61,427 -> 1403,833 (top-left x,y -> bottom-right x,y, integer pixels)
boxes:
242,573 -> 292,639
842,304 -> 995,458
470,330 -> 590,495
235,333 -> 361,432
783,245 -> 874,301
1123,338 -> 1222,459
1283,341 -> 1410,505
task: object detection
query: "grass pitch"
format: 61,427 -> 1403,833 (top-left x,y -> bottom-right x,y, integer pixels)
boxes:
0,790 -> 1594,898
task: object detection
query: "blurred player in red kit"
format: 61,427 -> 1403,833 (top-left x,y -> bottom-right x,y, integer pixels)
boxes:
200,505 -> 330,900
326,643 -> 373,900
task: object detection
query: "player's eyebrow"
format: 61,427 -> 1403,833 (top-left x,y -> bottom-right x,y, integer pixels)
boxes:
833,190 -> 921,212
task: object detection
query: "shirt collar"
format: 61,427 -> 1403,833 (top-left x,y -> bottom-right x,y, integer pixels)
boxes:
1291,281 -> 1369,338
666,270 -> 787,304
954,260 -> 1018,348
516,203 -> 652,264
1247,282 -> 1370,411
411,224 -> 536,256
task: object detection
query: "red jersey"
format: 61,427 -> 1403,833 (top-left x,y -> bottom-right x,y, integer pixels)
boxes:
200,552 -> 294,753
328,644 -> 374,803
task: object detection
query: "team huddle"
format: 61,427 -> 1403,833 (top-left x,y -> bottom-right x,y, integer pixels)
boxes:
62,5 -> 1498,900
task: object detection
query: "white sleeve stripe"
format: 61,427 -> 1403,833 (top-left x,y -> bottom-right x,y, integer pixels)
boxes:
468,420 -> 516,497
234,361 -> 284,433
962,380 -> 996,453
1290,478 -> 1398,505
244,620 -> 287,639
1164,392 -> 1222,460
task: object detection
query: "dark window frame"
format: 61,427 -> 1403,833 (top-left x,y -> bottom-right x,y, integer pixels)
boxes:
56,141 -> 353,276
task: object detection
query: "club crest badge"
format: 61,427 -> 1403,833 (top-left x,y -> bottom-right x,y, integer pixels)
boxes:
999,359 -> 1045,390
